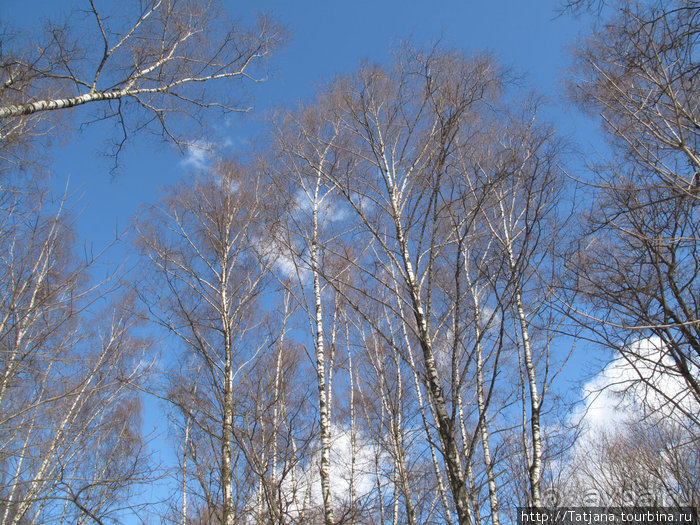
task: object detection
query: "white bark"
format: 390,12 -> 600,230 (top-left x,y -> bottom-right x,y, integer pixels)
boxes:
0,1 -> 281,127
471,292 -> 501,524
0,183 -> 147,524
137,168 -> 268,523
221,245 -> 235,525
181,410 -> 192,525
459,253 -> 501,523
345,322 -> 358,523
502,211 -> 542,508
514,285 -> 542,507
311,183 -> 334,525
387,182 -> 471,525
0,89 -> 127,118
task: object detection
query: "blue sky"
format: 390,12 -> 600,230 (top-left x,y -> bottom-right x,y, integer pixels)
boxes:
2,0 -> 598,254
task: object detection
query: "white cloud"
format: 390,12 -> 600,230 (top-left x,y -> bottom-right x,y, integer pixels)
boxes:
244,424 -> 387,521
288,424 -> 387,510
571,337 -> 698,437
251,231 -> 311,283
551,337 -> 699,506
180,141 -> 212,171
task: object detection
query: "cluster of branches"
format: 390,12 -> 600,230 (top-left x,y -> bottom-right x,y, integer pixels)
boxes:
0,0 -> 697,523
0,174 -> 153,524
552,0 -> 699,508
132,2 -> 698,523
0,1 -> 282,522
564,0 -> 699,422
0,0 -> 283,169
134,45 -> 573,523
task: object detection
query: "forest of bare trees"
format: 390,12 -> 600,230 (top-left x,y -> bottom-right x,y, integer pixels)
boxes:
0,0 -> 697,523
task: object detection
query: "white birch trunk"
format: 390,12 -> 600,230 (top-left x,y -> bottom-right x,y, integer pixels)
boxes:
514,286 -> 542,507
181,410 -> 192,524
311,188 -> 334,525
387,184 -> 472,525
500,203 -> 542,507
0,89 -> 129,118
346,325 -> 357,523
465,270 -> 500,525
221,256 -> 235,525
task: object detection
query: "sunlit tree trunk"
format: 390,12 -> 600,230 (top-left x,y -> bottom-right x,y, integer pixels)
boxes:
310,179 -> 335,525
497,193 -> 542,507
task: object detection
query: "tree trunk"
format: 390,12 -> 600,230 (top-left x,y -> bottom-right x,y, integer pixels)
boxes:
312,192 -> 334,525
389,187 -> 472,525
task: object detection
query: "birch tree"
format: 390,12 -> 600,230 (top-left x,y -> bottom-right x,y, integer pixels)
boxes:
266,101 -> 356,524
136,162 -> 269,524
466,105 -> 571,509
0,0 -> 283,167
0,175 -> 151,523
266,44 -> 573,521
567,0 -> 700,426
320,47 -> 504,525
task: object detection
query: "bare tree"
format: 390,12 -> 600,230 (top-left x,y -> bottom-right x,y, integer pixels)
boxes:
135,162 -> 269,524
264,44 -> 578,523
566,0 -> 700,426
318,46 -> 504,525
0,175 -> 151,524
266,100 -> 355,524
473,106 -> 570,508
556,405 -> 699,508
0,0 -> 284,167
